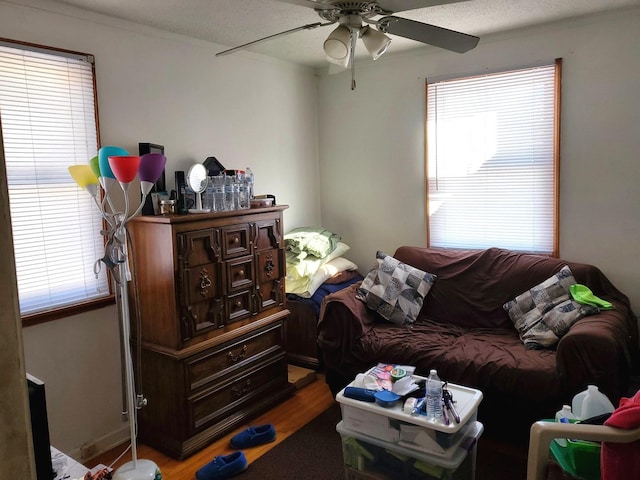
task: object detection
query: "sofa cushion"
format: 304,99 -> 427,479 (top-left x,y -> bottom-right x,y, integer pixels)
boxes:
356,251 -> 436,326
503,265 -> 598,349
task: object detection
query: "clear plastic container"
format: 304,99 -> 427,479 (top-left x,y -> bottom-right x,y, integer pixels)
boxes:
554,405 -> 576,447
571,385 -> 615,420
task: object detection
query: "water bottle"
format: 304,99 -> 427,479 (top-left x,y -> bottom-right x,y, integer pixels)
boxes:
554,404 -> 576,447
245,167 -> 254,200
426,369 -> 443,421
572,385 -> 615,420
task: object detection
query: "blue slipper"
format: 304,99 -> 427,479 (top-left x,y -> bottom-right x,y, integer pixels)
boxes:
195,451 -> 248,480
230,424 -> 276,449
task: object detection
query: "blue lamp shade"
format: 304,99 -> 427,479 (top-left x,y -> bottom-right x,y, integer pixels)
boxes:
98,146 -> 128,179
139,153 -> 167,195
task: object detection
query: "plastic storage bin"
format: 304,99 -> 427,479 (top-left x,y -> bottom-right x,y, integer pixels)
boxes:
336,374 -> 482,458
338,420 -> 483,480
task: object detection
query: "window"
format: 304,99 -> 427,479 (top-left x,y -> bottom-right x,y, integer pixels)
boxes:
426,59 -> 561,256
0,39 -> 108,321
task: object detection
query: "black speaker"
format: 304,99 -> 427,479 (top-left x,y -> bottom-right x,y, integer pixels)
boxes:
175,170 -> 187,214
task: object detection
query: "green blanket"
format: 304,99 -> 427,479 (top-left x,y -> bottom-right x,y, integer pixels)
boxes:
285,226 -> 341,260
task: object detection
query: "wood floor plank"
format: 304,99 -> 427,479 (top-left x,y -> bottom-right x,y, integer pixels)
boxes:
89,374 -> 335,480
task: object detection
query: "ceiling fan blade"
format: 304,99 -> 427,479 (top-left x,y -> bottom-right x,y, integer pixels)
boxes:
380,16 -> 478,53
377,0 -> 470,13
216,22 -> 332,57
276,0 -> 340,11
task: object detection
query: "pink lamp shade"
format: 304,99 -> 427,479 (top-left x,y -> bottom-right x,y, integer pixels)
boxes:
139,153 -> 166,195
108,155 -> 141,186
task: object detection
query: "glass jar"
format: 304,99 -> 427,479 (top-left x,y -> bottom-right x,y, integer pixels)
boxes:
160,199 -> 176,215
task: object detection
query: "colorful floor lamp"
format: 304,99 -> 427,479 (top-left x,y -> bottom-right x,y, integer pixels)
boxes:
69,147 -> 166,480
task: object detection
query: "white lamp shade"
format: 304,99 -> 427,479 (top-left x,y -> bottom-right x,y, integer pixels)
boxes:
361,26 -> 391,60
324,25 -> 351,60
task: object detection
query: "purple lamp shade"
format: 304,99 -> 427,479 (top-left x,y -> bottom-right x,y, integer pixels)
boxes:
98,146 -> 128,179
139,153 -> 166,184
108,155 -> 141,184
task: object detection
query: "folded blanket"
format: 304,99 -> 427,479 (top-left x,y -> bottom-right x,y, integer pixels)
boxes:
286,255 -> 357,298
286,241 -> 350,282
285,226 -> 341,260
601,389 -> 640,480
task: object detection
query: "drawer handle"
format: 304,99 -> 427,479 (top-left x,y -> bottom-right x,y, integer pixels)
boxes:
264,259 -> 274,278
238,269 -> 245,277
228,345 -> 248,363
233,237 -> 240,244
232,379 -> 251,398
199,268 -> 212,296
235,300 -> 243,309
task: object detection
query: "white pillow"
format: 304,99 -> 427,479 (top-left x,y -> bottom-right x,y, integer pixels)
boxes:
297,257 -> 359,298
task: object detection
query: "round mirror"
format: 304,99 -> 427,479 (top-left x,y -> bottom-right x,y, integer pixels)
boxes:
186,163 -> 210,213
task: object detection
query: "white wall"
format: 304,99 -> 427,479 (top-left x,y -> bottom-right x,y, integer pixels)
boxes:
0,0 -> 320,459
318,8 -> 640,313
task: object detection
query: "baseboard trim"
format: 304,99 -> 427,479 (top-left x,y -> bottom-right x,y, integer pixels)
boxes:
70,424 -> 130,464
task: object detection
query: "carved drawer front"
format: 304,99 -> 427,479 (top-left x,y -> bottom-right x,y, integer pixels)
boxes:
225,256 -> 254,293
185,323 -> 283,393
225,290 -> 252,323
255,248 -> 284,310
221,224 -> 251,259
178,230 -> 224,340
188,354 -> 287,432
254,219 -> 282,251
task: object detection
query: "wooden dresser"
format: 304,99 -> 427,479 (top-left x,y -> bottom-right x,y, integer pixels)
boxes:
127,205 -> 293,459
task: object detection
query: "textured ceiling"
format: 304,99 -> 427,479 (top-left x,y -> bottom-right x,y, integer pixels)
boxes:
48,0 -> 640,68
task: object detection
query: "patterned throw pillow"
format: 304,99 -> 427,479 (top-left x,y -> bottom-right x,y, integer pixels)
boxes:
503,265 -> 598,349
356,251 -> 437,326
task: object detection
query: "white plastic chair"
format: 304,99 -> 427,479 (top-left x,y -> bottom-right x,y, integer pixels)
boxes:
527,420 -> 640,480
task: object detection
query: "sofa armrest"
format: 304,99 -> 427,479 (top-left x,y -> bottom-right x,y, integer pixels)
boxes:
317,282 -> 378,370
556,310 -> 633,400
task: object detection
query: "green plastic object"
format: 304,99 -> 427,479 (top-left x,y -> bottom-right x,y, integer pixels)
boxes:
546,418 -> 601,480
570,284 -> 614,310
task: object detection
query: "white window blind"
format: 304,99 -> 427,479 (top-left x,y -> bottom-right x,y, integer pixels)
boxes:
427,62 -> 559,255
0,41 -> 108,316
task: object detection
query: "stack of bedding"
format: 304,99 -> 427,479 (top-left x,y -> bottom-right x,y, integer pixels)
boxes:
284,226 -> 363,313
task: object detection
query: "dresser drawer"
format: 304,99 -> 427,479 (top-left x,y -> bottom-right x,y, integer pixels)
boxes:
185,322 -> 284,393
189,353 -> 288,432
225,255 -> 254,293
221,224 -> 251,259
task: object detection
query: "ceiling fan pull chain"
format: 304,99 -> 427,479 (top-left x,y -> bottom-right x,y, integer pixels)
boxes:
350,28 -> 358,90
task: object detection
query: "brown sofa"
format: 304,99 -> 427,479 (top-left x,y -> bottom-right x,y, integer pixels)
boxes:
317,246 -> 639,441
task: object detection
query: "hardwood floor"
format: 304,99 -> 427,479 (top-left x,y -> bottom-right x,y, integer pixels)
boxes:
89,374 -> 335,479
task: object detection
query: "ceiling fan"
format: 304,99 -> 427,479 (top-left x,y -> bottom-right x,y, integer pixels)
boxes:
216,0 -> 479,90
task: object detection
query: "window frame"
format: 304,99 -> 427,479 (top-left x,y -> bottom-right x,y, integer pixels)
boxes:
0,37 -> 112,327
425,58 -> 562,257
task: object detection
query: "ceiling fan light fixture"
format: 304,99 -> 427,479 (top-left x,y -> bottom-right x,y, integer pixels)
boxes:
361,26 -> 391,60
324,25 -> 351,60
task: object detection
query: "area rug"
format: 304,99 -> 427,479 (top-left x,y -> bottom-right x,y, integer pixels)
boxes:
246,402 -> 528,479
246,403 -> 344,479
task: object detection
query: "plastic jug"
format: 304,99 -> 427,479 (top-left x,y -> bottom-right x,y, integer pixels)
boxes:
572,385 -> 615,420
554,404 -> 576,447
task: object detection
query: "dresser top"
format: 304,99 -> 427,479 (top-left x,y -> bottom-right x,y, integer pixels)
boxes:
129,205 -> 288,225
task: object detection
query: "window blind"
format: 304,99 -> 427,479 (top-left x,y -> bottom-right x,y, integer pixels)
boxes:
426,62 -> 558,254
0,42 -> 108,315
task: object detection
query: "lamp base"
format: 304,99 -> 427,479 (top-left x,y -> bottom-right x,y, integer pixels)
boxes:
112,459 -> 162,480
